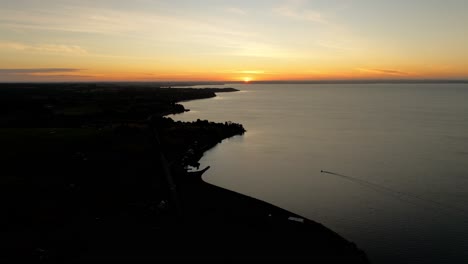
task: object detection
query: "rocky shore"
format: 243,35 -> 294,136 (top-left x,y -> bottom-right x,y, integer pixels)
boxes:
0,83 -> 368,262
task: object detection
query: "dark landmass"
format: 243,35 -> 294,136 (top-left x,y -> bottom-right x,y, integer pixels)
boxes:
0,83 -> 368,262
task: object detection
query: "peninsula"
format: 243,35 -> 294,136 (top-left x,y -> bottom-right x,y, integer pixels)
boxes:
1,83 -> 368,262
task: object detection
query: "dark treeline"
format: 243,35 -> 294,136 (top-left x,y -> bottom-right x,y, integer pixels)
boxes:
0,83 -> 238,127
0,83 -> 245,261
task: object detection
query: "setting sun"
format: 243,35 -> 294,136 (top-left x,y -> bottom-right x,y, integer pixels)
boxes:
1,1 -> 467,82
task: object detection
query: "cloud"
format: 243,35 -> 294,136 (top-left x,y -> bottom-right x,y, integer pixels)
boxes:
226,7 -> 247,15
0,68 -> 83,75
374,69 -> 409,75
212,70 -> 282,76
0,68 -> 94,82
357,68 -> 409,76
0,42 -> 88,55
228,42 -> 299,58
234,70 -> 266,74
34,74 -> 94,78
317,40 -> 354,51
0,7 -> 250,39
34,44 -> 87,54
0,5 -> 263,59
273,6 -> 326,23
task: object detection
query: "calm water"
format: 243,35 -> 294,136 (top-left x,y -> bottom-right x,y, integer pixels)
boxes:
171,84 -> 468,263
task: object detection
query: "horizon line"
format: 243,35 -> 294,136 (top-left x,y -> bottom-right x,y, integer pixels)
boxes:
1,78 -> 468,85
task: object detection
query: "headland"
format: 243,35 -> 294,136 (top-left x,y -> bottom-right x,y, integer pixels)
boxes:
0,83 -> 368,262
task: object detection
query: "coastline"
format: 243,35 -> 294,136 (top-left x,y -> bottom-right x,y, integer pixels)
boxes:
168,90 -> 369,262
1,83 -> 368,262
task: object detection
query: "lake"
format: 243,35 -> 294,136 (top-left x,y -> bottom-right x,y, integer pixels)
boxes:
171,84 -> 468,263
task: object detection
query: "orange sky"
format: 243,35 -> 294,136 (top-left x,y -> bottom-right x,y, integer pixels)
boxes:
1,1 -> 467,82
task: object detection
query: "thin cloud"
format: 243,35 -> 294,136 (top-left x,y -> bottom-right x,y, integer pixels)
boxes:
374,69 -> 409,75
35,44 -> 87,54
0,7 -> 250,39
0,42 -> 88,55
357,68 -> 410,76
226,7 -> 247,15
214,70 -> 280,76
0,5 -> 262,59
0,68 -> 83,75
32,74 -> 93,78
317,40 -> 354,51
0,68 -> 93,82
234,70 -> 266,74
273,6 -> 326,24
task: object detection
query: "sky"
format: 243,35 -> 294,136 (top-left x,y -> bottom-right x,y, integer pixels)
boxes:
0,0 -> 467,82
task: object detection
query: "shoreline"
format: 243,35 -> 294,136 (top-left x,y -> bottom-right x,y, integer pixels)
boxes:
170,89 -> 369,262
1,83 -> 369,262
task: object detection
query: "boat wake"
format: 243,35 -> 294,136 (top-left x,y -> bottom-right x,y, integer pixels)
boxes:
320,170 -> 468,219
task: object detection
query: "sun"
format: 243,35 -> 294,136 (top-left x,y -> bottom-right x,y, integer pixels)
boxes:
243,77 -> 252,83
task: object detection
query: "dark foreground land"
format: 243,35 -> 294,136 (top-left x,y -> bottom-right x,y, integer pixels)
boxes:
0,83 -> 368,262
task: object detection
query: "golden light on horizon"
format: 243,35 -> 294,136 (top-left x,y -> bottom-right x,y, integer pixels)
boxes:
0,2 -> 467,82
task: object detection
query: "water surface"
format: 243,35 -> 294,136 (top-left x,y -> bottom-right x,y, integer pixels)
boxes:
172,84 -> 468,263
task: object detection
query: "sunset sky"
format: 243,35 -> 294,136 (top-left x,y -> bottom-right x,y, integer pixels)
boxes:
1,0 -> 467,82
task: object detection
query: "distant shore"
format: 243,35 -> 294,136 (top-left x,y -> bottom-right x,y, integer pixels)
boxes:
2,79 -> 467,85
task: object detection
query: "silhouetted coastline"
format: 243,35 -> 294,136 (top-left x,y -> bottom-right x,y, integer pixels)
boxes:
1,83 -> 368,262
